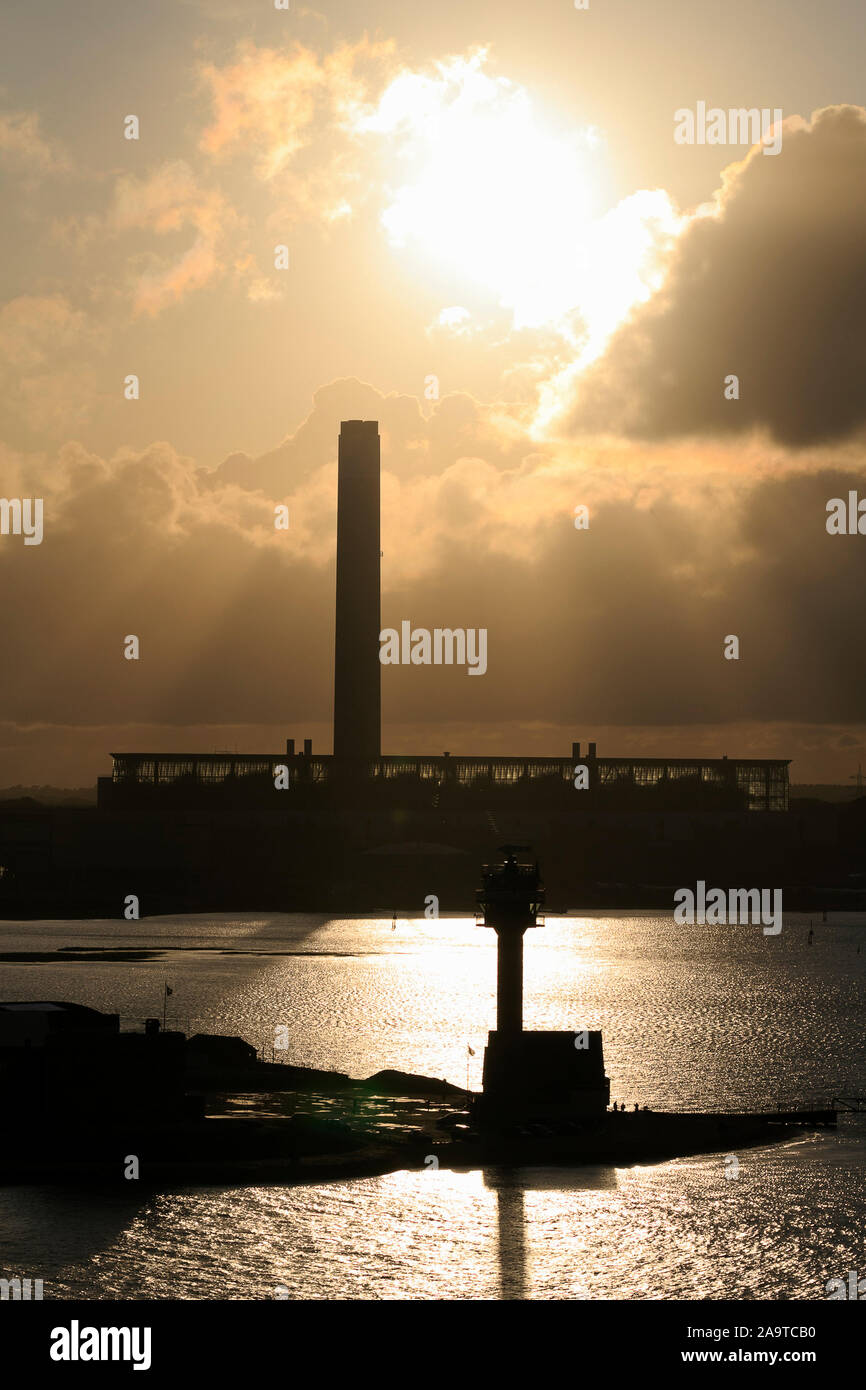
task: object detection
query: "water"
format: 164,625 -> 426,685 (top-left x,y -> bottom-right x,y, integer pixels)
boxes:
0,912 -> 863,1299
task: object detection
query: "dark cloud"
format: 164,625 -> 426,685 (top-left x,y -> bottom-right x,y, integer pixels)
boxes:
559,105 -> 866,447
2,381 -> 865,774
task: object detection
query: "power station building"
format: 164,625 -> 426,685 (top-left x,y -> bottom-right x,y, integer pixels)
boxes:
98,421 -> 790,813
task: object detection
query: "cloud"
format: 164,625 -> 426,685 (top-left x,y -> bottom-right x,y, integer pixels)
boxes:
0,295 -> 98,438
547,104 -> 866,447
2,379 -> 865,754
0,108 -> 67,176
62,36 -> 402,318
47,159 -> 273,316
0,438 -> 328,731
197,36 -> 396,222
0,295 -> 88,372
110,160 -> 243,316
209,377 -> 534,501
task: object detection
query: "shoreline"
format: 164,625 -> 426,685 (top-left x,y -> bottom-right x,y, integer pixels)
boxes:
0,1105 -> 838,1189
3,885 -> 866,922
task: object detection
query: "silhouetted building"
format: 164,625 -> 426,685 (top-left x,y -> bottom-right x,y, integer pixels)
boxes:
0,1002 -> 185,1125
98,747 -> 789,811
186,1032 -> 257,1075
476,847 -> 610,1120
0,999 -> 118,1046
95,421 -> 788,813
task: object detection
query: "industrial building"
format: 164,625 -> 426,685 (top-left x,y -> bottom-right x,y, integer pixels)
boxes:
98,419 -> 789,814
100,745 -> 788,812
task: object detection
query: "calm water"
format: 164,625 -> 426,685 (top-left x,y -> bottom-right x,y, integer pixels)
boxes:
0,911 -> 864,1299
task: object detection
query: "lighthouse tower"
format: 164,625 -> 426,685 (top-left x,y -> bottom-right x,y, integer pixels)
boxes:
476,846 -> 609,1121
477,845 -> 544,1037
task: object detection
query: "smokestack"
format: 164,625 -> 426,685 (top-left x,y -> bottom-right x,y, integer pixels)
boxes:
334,421 -> 381,759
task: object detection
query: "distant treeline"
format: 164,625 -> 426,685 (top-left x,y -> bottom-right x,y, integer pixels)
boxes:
0,786 -> 97,807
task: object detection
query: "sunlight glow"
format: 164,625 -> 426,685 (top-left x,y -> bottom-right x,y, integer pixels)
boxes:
357,50 -> 681,363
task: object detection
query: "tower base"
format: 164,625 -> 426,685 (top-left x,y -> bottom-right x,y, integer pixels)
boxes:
476,1029 -> 610,1121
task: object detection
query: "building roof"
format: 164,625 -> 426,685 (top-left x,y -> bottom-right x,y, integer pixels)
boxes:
0,1000 -> 105,1014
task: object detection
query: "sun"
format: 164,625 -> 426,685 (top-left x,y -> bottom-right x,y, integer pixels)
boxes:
358,50 -> 680,362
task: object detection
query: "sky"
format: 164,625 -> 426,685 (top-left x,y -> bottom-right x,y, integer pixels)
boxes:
1,0 -> 865,786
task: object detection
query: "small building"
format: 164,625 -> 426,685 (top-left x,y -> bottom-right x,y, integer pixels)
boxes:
482,1030 -> 610,1118
0,999 -> 119,1048
186,1033 -> 257,1073
0,1002 -> 185,1127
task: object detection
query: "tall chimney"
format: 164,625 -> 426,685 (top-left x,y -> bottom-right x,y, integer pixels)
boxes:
334,421 -> 381,759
